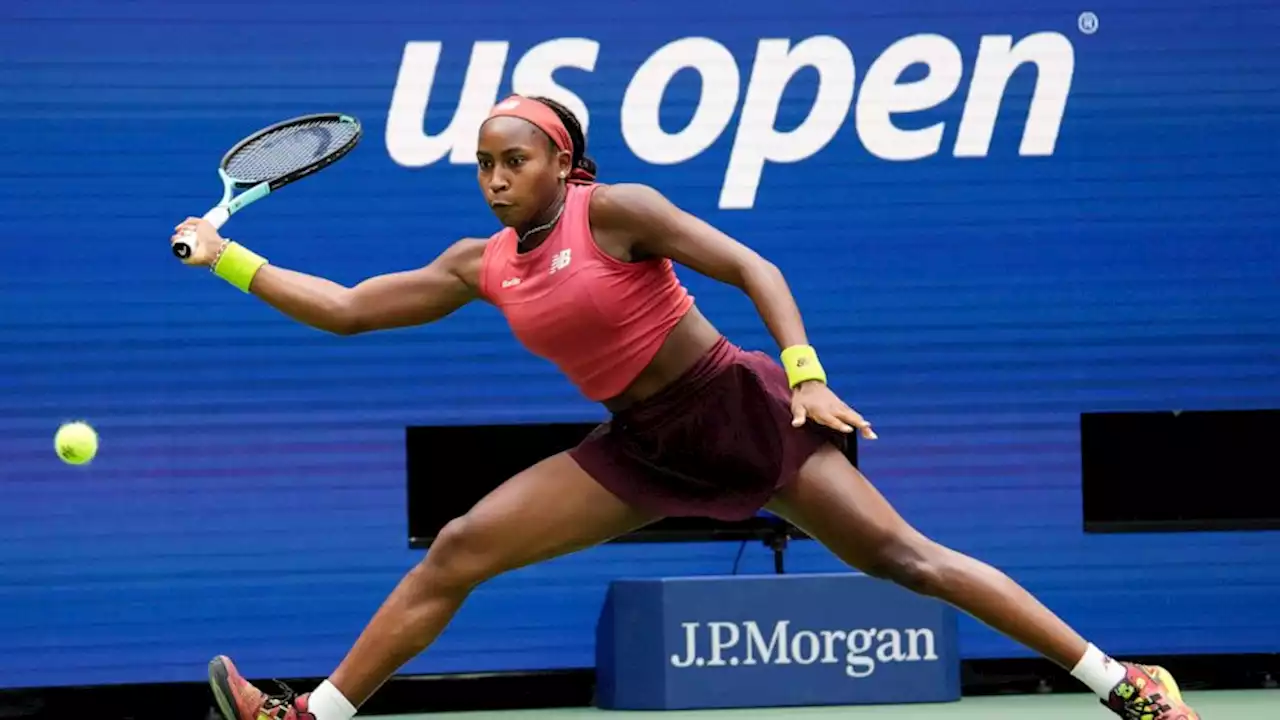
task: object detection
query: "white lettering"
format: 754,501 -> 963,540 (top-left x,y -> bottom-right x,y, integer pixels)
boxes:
856,34 -> 964,161
511,38 -> 600,137
820,629 -> 846,664
743,620 -> 791,665
905,627 -> 938,661
670,622 -> 699,667
621,37 -> 740,165
845,628 -> 877,678
875,628 -> 906,662
721,36 -> 855,209
671,621 -> 941,678
706,621 -> 740,667
954,32 -> 1075,157
386,31 -> 1077,208
790,630 -> 822,665
386,41 -> 508,167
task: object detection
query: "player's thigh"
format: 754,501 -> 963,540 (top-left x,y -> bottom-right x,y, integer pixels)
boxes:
429,451 -> 659,580
765,443 -> 930,574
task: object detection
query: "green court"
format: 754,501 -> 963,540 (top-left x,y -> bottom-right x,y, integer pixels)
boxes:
379,690 -> 1273,719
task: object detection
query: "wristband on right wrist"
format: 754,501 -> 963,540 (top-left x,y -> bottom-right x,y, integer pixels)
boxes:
211,240 -> 269,293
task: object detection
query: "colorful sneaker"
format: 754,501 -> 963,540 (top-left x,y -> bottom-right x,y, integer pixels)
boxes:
208,655 -> 315,720
1103,663 -> 1201,719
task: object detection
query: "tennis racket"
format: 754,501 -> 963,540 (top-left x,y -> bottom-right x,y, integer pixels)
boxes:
172,112 -> 362,259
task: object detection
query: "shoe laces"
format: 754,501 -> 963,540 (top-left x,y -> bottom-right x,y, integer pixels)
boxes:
1120,693 -> 1174,719
262,680 -> 300,711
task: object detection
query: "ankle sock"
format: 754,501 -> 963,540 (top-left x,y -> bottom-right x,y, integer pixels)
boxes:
307,680 -> 357,720
1070,643 -> 1128,698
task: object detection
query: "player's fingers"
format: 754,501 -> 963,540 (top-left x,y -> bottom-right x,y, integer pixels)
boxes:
838,406 -> 870,429
814,409 -> 854,434
791,403 -> 807,427
836,407 -> 877,439
847,413 -> 877,440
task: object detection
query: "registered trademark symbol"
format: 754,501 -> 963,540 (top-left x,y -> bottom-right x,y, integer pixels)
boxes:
1078,11 -> 1099,34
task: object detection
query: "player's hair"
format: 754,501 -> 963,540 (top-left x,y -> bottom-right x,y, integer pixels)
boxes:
530,96 -> 597,180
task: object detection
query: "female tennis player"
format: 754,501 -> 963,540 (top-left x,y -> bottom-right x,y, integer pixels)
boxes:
172,95 -> 1199,720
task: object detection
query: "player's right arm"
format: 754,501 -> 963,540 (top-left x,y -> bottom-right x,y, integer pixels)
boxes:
170,217 -> 486,335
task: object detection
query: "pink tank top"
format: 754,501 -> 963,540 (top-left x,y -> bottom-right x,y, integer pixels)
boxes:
479,183 -> 695,401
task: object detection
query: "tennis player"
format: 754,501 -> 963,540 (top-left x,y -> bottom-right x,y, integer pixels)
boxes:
172,95 -> 1200,720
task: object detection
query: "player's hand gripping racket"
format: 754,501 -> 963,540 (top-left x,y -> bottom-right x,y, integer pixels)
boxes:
173,112 -> 362,260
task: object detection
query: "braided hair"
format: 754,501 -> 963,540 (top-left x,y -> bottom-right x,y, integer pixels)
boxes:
530,96 -> 597,183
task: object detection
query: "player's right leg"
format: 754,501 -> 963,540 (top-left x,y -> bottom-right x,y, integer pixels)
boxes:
207,451 -> 658,720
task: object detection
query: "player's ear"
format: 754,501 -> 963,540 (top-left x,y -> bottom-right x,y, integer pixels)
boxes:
557,149 -> 572,180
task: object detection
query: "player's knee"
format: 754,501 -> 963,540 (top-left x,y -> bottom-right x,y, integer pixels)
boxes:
419,515 -> 508,591
864,537 -> 948,597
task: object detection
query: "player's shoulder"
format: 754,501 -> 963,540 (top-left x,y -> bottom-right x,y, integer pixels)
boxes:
589,182 -> 673,228
453,235 -> 494,253
440,236 -> 491,266
590,182 -> 664,208
431,237 -> 495,296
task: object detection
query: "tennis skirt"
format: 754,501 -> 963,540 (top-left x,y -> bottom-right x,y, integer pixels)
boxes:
568,336 -> 846,520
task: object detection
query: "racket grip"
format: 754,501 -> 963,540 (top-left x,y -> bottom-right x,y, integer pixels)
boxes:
171,206 -> 231,259
172,232 -> 198,260
203,206 -> 230,230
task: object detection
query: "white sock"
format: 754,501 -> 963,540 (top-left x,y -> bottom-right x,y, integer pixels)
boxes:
1070,643 -> 1128,698
307,680 -> 357,720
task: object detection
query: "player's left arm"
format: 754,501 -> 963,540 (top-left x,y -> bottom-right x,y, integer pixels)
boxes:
590,183 -> 875,438
592,183 -> 807,348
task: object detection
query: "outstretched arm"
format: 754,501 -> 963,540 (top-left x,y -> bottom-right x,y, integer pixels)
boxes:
590,183 -> 808,351
590,183 -> 875,438
171,217 -> 485,335
248,238 -> 485,335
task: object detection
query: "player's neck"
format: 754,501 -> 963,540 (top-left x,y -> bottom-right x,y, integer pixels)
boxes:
517,189 -> 567,250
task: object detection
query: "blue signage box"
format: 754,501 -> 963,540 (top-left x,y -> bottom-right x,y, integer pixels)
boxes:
596,573 -> 960,710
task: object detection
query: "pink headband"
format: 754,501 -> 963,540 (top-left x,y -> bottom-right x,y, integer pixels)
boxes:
487,96 -> 573,155
485,96 -> 595,184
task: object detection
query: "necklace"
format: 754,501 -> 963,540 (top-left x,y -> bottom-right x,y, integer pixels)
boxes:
519,202 -> 565,245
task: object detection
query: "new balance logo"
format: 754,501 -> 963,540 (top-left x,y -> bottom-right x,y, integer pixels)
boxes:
550,249 -> 571,274
502,277 -> 521,288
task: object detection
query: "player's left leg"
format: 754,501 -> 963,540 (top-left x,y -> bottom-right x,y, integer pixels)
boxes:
766,444 -> 1200,720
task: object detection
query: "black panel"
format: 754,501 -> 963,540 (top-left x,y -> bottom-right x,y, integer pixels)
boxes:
1081,409 -> 1280,532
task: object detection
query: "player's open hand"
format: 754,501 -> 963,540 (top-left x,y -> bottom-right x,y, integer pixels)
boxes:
170,217 -> 226,267
791,381 -> 877,440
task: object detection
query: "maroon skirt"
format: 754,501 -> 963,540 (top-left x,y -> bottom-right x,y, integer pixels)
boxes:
568,337 -> 846,521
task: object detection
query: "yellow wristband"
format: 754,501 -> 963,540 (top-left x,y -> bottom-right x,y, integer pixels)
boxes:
780,344 -> 827,388
212,241 -> 269,293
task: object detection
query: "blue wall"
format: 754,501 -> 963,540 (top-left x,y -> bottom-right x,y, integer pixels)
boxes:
3,0 -> 1279,690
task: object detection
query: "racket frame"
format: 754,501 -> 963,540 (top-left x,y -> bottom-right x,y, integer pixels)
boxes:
173,112 -> 361,259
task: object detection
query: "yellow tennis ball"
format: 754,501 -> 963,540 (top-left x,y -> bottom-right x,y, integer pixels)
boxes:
55,421 -> 98,465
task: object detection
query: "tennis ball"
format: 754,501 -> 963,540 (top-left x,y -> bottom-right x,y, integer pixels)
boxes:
55,421 -> 98,465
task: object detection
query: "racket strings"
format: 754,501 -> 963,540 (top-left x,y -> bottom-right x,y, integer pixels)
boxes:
225,118 -> 359,183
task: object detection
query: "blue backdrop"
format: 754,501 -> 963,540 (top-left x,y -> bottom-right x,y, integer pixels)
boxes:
2,0 -> 1279,690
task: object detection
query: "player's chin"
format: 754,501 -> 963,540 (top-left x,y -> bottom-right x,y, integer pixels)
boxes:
489,203 -> 525,227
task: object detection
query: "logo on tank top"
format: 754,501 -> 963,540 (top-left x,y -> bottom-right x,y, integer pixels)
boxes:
501,277 -> 521,288
549,249 -> 572,274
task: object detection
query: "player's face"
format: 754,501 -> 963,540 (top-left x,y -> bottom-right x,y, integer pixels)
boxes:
476,118 -> 570,229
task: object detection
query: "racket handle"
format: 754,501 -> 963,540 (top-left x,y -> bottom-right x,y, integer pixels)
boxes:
204,206 -> 230,230
172,206 -> 231,260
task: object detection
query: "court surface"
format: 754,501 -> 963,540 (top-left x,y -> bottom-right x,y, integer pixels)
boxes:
378,689 -> 1273,719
